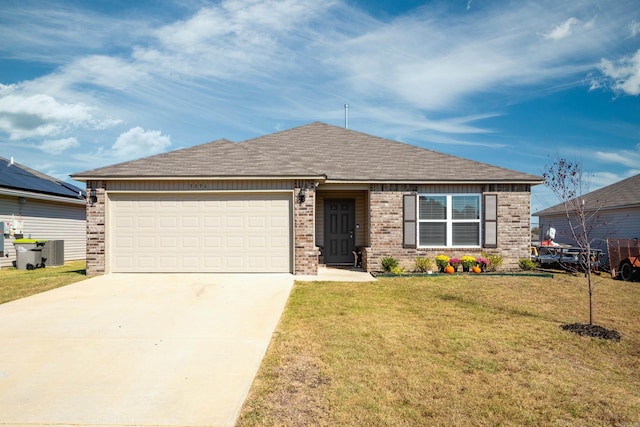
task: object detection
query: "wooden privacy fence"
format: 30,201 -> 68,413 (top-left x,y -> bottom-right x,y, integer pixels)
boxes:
607,238 -> 640,278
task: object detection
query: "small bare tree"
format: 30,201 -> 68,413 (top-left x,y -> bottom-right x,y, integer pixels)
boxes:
542,158 -> 603,325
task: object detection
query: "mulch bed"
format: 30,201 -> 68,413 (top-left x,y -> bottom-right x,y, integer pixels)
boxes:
561,323 -> 621,342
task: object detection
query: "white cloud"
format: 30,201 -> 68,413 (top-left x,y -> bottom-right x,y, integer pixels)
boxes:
599,49 -> 640,95
40,137 -> 79,154
544,17 -> 580,40
630,20 -> 640,38
135,0 -> 333,79
327,4 -> 611,112
0,92 -> 93,139
60,55 -> 149,91
109,127 -> 171,160
594,144 -> 640,168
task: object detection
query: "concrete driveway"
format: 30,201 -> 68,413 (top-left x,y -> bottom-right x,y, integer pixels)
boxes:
0,273 -> 293,427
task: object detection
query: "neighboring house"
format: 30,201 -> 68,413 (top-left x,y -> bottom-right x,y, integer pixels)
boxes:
0,157 -> 86,269
71,122 -> 543,276
534,173 -> 640,258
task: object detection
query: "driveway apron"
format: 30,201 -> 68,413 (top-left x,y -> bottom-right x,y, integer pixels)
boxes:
0,273 -> 293,427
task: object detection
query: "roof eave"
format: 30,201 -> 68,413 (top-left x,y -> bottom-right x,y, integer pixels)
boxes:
0,187 -> 86,205
535,202 -> 640,217
324,178 -> 544,185
71,174 -> 327,182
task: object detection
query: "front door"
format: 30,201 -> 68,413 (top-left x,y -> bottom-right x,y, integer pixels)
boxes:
324,199 -> 356,264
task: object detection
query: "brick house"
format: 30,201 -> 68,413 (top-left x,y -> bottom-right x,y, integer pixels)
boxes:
71,122 -> 543,276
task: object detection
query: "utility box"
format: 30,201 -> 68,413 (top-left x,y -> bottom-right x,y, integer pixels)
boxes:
0,221 -> 4,258
42,240 -> 64,266
13,239 -> 47,270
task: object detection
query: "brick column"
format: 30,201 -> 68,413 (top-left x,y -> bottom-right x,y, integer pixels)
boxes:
293,180 -> 318,275
85,181 -> 106,276
368,187 -> 405,271
494,191 -> 532,270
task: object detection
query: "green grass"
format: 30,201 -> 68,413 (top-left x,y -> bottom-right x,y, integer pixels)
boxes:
0,260 -> 87,304
238,273 -> 640,426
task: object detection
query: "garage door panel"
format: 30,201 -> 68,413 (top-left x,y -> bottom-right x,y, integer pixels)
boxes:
226,217 -> 243,228
138,237 -> 155,248
109,193 -> 291,273
271,236 -> 288,248
182,237 -> 200,248
249,236 -> 266,249
137,217 -> 155,227
204,236 -> 221,248
159,216 -> 178,228
159,237 -> 178,249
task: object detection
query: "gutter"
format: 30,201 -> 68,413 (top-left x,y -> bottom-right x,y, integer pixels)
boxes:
70,175 -> 327,182
0,188 -> 86,206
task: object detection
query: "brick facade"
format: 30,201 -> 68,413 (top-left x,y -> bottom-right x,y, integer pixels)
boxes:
293,180 -> 318,275
364,184 -> 532,272
83,180 -> 319,276
85,181 -> 106,276
83,179 -> 530,276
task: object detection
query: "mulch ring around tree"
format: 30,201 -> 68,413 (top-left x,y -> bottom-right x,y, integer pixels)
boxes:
561,323 -> 621,342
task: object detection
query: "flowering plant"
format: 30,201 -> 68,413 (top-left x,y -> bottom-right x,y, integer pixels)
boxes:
460,255 -> 476,269
449,257 -> 461,267
435,254 -> 450,269
476,257 -> 489,267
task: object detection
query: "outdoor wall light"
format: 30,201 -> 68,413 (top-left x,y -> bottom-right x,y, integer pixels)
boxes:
89,188 -> 97,206
298,187 -> 306,204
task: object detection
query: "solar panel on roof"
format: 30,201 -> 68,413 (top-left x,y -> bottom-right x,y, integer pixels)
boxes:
0,157 -> 85,199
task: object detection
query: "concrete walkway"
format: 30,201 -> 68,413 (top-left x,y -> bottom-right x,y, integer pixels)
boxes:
0,273 -> 293,427
296,266 -> 376,282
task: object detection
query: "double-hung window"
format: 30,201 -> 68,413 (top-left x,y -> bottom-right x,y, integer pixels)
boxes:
417,194 -> 481,247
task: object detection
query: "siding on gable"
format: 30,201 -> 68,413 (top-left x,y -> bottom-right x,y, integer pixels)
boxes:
0,195 -> 86,268
538,207 -> 640,256
106,179 -> 294,192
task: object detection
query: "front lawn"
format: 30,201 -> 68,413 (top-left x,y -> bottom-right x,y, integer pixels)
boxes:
0,260 -> 87,304
239,273 -> 640,426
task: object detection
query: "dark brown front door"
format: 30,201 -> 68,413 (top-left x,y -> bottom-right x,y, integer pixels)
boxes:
324,199 -> 356,264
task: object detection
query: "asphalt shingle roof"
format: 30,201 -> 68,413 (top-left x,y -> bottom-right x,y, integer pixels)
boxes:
534,172 -> 640,216
1,157 -> 85,199
72,122 -> 543,184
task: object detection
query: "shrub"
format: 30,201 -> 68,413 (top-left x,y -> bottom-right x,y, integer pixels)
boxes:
391,265 -> 406,275
414,257 -> 432,273
482,252 -> 503,272
381,257 -> 398,272
519,258 -> 537,271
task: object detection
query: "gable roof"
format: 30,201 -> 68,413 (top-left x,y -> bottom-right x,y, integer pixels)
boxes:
72,138 -> 320,179
0,157 -> 85,200
72,122 -> 543,184
534,173 -> 640,216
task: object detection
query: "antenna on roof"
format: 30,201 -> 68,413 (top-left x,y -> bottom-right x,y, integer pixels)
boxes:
344,104 -> 349,129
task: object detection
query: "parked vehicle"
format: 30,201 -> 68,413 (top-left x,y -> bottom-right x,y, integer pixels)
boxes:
531,243 -> 603,271
607,238 -> 640,282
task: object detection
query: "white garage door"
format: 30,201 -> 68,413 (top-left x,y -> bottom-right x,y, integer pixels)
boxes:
108,193 -> 292,273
